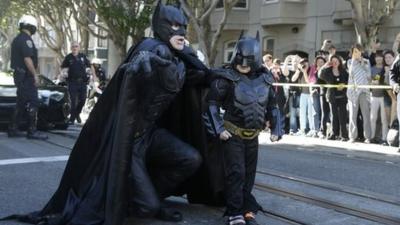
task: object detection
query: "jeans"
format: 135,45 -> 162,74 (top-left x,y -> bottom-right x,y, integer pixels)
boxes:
348,92 -> 372,140
289,95 -> 299,132
299,93 -> 313,132
311,91 -> 321,132
371,96 -> 388,141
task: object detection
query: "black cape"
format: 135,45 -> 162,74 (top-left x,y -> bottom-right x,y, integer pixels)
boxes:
2,38 -> 222,225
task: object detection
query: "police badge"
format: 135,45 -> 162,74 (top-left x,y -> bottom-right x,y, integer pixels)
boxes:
26,40 -> 33,48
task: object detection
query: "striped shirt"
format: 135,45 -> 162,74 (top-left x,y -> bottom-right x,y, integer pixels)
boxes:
346,58 -> 371,101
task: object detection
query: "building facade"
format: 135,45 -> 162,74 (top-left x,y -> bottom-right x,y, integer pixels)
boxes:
210,0 -> 400,65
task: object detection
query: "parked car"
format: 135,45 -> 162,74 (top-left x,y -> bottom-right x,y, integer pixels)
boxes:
0,72 -> 71,130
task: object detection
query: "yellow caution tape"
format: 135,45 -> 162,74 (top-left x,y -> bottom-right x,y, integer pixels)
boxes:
272,83 -> 393,89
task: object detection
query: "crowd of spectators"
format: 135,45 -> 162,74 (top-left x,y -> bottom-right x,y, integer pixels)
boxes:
265,37 -> 400,148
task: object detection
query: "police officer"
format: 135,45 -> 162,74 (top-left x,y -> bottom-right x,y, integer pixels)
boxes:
8,15 -> 48,140
61,42 -> 95,124
91,58 -> 106,90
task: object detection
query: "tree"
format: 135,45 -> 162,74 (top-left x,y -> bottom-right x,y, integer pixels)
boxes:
32,0 -> 75,63
348,0 -> 400,53
69,0 -> 155,61
7,0 -> 77,66
0,1 -> 24,70
179,0 -> 240,66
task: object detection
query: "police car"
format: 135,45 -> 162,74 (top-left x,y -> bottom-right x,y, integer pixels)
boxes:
0,72 -> 71,130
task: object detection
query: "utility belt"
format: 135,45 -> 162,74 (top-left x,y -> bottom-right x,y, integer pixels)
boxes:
224,121 -> 261,140
14,68 -> 33,85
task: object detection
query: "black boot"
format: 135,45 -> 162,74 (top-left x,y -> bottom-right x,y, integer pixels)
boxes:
68,114 -> 75,125
8,108 -> 24,137
76,115 -> 82,124
26,107 -> 48,140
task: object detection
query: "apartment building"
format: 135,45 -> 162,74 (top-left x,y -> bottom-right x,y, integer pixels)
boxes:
210,0 -> 400,65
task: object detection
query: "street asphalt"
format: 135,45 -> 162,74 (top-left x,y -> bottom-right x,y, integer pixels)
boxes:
0,127 -> 399,225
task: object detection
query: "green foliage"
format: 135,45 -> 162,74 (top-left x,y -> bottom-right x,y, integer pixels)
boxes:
93,0 -> 154,39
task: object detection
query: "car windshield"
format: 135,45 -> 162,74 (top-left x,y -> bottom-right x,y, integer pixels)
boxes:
0,72 -> 15,86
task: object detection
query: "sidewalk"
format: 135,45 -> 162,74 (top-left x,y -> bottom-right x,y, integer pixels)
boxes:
259,132 -> 400,161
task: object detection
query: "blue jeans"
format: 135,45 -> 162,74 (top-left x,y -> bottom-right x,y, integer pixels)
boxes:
299,93 -> 313,132
311,91 -> 321,132
289,95 -> 298,132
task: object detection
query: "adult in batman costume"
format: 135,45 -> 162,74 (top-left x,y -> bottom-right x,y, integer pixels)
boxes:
1,2 -> 215,225
203,32 -> 283,225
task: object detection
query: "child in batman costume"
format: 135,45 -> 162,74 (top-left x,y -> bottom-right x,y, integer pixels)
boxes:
1,2 -> 215,225
203,32 -> 283,225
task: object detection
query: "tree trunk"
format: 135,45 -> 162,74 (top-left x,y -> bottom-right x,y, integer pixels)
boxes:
180,0 -> 239,66
349,0 -> 398,54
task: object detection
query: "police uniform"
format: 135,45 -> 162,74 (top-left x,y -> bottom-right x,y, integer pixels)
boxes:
9,31 -> 41,137
61,53 -> 90,123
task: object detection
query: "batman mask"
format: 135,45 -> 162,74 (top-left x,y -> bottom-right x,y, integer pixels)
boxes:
152,1 -> 188,49
231,31 -> 262,74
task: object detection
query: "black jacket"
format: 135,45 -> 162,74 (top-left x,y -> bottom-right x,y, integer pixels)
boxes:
320,67 -> 348,103
390,56 -> 400,85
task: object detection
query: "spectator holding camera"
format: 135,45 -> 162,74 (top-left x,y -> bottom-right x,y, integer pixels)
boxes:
347,44 -> 372,143
308,56 -> 325,137
291,58 -> 314,136
283,55 -> 301,134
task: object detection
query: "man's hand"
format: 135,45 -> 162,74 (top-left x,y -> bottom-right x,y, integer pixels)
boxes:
34,75 -> 40,87
392,83 -> 400,93
219,130 -> 232,141
123,51 -> 171,75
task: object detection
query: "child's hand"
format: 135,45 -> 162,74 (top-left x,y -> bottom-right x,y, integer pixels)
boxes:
219,130 -> 232,141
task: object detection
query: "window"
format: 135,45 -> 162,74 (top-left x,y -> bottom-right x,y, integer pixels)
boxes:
263,37 -> 275,55
224,41 -> 237,63
88,33 -> 95,49
97,29 -> 108,48
217,0 -> 248,9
